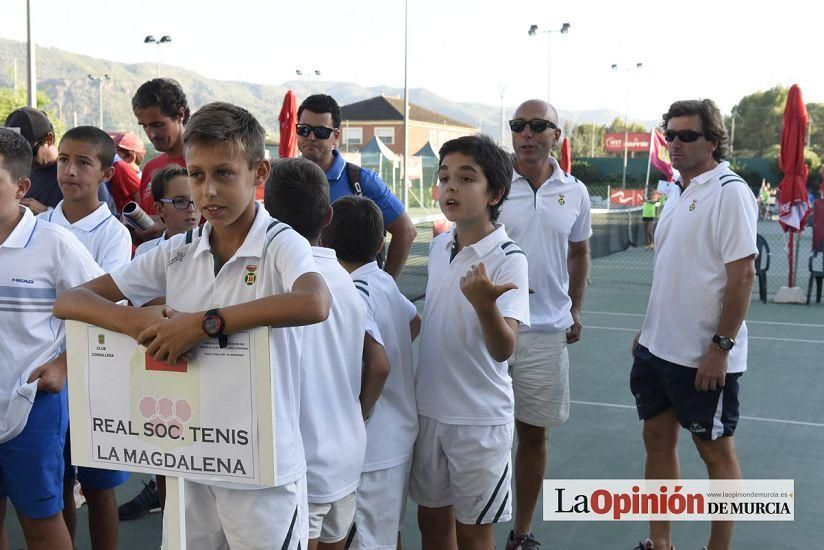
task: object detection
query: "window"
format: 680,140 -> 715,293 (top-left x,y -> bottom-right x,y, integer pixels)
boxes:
375,127 -> 395,145
342,127 -> 362,147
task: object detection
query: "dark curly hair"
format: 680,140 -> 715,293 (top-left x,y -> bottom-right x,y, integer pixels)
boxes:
662,99 -> 727,161
132,78 -> 191,124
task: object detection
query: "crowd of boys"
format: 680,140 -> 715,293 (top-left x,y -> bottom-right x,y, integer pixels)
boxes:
0,77 -> 756,550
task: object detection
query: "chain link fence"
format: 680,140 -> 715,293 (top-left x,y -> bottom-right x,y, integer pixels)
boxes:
397,212 -> 815,303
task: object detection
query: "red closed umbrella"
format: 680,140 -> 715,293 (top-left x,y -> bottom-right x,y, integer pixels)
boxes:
279,90 -> 299,159
777,84 -> 811,287
559,136 -> 572,173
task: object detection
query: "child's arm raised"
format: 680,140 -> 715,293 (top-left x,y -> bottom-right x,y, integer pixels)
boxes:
460,263 -> 520,362
54,274 -> 167,341
360,333 -> 391,421
138,272 -> 331,363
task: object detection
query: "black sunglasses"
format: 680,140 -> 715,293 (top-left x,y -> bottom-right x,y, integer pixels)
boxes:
296,124 -> 336,139
159,198 -> 196,211
664,130 -> 704,143
509,119 -> 558,133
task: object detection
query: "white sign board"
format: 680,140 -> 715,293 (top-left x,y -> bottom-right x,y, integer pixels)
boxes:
66,321 -> 276,487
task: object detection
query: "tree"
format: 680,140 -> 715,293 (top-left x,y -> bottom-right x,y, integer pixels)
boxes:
570,123 -> 606,157
0,87 -> 65,136
729,86 -> 787,156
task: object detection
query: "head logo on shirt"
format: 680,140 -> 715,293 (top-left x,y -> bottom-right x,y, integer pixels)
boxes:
558,193 -> 565,206
244,265 -> 258,286
689,199 -> 698,212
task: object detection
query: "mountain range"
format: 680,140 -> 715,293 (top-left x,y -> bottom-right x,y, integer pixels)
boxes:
0,36 -> 639,141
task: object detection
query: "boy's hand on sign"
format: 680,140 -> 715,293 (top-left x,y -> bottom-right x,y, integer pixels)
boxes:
139,309 -> 205,364
27,354 -> 67,393
125,305 -> 167,343
460,263 -> 517,311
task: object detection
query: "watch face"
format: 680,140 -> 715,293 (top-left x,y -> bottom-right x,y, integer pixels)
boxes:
718,337 -> 734,350
203,316 -> 220,336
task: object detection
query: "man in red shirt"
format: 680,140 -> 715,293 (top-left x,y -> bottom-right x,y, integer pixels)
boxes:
130,79 -> 189,240
106,132 -> 145,214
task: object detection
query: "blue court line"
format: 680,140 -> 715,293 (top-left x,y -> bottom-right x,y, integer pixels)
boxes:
583,310 -> 824,329
571,400 -> 824,428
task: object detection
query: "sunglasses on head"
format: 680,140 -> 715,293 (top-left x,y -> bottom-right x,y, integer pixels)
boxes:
295,124 -> 335,139
509,119 -> 558,133
664,130 -> 704,143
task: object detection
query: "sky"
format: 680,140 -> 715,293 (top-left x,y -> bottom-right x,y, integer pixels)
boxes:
1,0 -> 820,124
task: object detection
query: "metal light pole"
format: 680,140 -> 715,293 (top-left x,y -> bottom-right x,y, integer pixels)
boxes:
144,35 -> 172,77
611,62 -> 643,188
528,22 -> 571,101
402,0 -> 409,209
27,0 -> 37,107
88,74 -> 111,128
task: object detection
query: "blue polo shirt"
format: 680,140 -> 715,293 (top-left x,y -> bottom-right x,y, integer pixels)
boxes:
325,150 -> 405,225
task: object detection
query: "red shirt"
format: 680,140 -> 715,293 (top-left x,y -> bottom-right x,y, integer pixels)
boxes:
140,153 -> 186,212
108,160 -> 141,213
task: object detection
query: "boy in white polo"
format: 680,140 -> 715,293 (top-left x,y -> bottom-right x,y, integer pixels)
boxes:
322,195 -> 421,550
496,100 -> 592,549
39,126 -> 131,273
631,99 -> 757,550
411,135 -> 529,550
0,128 -> 102,550
54,102 -> 332,550
263,158 -> 368,549
37,125 -> 132,550
133,165 -> 199,256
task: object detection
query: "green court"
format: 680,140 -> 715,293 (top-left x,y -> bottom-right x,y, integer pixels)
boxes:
5,218 -> 822,549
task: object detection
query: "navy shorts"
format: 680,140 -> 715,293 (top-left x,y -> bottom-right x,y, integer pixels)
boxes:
630,345 -> 742,441
0,389 -> 68,518
64,427 -> 130,490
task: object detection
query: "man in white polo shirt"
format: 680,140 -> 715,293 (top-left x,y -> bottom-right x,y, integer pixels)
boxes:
497,99 -> 591,550
630,99 -> 757,550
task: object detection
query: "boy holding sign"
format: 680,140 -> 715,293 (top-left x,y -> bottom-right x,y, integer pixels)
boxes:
55,102 -> 331,549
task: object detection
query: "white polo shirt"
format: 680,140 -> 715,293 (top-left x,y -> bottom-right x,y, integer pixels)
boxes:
640,162 -> 758,373
111,204 -> 318,487
351,261 -> 418,472
300,247 -> 366,503
498,156 -> 592,333
416,225 -> 530,425
39,201 -> 131,272
0,207 -> 102,443
133,232 -> 166,256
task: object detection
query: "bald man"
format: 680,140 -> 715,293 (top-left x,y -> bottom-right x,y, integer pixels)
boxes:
497,100 -> 592,549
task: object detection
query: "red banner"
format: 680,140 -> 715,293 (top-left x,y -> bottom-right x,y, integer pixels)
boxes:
604,133 -> 650,153
610,189 -> 645,207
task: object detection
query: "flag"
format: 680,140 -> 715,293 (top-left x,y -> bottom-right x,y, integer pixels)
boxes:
650,129 -> 673,181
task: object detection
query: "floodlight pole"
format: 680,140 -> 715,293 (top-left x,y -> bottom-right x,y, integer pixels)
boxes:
88,74 -> 111,128
27,0 -> 37,107
612,62 -> 643,188
528,23 -> 571,101
145,35 -> 172,77
402,0 -> 409,209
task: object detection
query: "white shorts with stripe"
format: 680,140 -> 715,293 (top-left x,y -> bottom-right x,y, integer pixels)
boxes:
409,416 -> 512,525
347,460 -> 411,549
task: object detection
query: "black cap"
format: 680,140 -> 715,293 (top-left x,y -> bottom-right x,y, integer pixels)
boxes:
4,107 -> 53,147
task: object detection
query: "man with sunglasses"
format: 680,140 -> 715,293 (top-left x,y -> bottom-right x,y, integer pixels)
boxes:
630,99 -> 757,550
4,107 -> 117,216
497,99 -> 591,550
296,94 -> 416,279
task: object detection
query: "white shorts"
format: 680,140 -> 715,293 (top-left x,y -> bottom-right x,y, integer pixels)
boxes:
308,491 -> 356,543
409,416 -> 512,525
180,477 -> 308,550
510,330 -> 570,427
348,461 -> 411,550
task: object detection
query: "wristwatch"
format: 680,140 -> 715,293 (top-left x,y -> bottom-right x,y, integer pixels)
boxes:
712,334 -> 735,351
202,308 -> 228,348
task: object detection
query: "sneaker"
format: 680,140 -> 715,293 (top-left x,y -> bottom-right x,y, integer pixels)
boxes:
506,530 -> 541,550
632,539 -> 675,550
73,480 -> 86,509
118,479 -> 161,521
